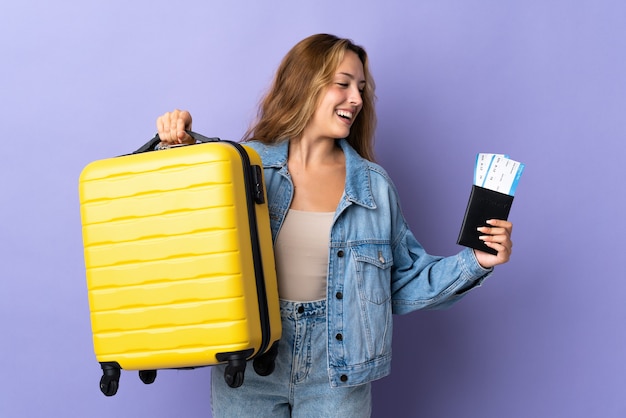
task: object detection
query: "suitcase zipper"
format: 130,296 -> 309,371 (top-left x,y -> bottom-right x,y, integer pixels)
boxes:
224,140 -> 272,359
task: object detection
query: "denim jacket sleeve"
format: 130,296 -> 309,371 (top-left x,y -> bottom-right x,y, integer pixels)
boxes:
375,167 -> 493,314
390,220 -> 493,314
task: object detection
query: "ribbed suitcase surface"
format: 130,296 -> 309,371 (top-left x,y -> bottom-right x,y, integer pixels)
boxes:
79,141 -> 280,377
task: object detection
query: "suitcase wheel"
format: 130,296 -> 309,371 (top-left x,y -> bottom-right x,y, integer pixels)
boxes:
217,350 -> 254,388
253,342 -> 279,377
224,359 -> 246,388
139,370 -> 157,385
99,363 -> 121,397
100,375 -> 119,397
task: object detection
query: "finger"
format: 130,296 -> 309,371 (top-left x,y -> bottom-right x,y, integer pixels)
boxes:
156,115 -> 164,136
479,229 -> 513,254
477,226 -> 507,238
179,110 -> 192,128
157,112 -> 177,144
479,231 -> 512,246
485,235 -> 513,254
168,110 -> 180,144
176,117 -> 190,143
156,114 -> 176,146
480,239 -> 512,260
482,236 -> 513,252
478,221 -> 512,237
156,113 -> 169,139
486,219 -> 513,233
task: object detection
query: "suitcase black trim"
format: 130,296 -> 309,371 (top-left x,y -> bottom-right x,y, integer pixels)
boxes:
223,140 -> 273,359
175,131 -> 273,358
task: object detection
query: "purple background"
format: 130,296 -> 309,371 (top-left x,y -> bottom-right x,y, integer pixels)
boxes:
2,1 -> 625,417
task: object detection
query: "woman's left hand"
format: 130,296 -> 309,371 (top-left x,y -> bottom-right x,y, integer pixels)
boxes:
473,219 -> 513,268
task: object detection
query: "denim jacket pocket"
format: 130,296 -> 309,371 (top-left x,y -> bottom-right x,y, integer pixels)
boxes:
351,242 -> 394,304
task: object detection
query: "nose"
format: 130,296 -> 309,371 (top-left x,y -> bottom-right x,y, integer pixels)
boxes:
349,86 -> 363,107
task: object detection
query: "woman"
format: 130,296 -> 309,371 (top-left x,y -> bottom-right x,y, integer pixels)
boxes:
156,33 -> 512,418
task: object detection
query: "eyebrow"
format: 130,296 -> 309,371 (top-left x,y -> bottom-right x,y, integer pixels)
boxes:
337,72 -> 366,84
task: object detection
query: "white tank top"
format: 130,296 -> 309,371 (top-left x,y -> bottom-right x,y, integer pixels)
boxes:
274,209 -> 334,302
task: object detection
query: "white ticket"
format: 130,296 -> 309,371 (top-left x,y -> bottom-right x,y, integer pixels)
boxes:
475,153 -> 508,187
474,153 -> 524,196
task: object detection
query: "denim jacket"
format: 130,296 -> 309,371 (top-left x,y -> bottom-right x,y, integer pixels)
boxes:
245,139 -> 492,387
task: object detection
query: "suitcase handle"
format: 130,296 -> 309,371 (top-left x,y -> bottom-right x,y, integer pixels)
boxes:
132,130 -> 220,154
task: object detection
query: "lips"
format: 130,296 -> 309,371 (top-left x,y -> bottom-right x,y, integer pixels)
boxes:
336,109 -> 354,120
336,109 -> 357,128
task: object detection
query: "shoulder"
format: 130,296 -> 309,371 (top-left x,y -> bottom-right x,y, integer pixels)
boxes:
241,140 -> 264,152
341,140 -> 396,188
366,160 -> 394,185
367,161 -> 402,208
340,139 -> 403,210
241,140 -> 288,168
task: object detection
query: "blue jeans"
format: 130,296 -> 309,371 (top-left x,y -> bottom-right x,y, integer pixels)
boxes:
211,299 -> 372,417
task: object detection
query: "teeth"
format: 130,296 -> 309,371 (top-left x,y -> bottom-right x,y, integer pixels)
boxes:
337,110 -> 353,119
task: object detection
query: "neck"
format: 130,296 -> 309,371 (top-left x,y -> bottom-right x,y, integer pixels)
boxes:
288,137 -> 341,168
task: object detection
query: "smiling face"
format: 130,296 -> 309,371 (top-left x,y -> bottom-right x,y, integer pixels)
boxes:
301,50 -> 366,142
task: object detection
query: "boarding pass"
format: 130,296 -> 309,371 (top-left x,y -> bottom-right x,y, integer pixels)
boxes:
474,153 -> 525,196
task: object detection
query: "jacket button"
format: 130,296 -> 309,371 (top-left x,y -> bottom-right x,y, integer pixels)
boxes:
335,333 -> 343,341
337,250 -> 344,257
340,374 -> 348,382
335,291 -> 343,300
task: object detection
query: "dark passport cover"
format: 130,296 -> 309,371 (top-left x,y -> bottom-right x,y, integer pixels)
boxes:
457,185 -> 514,255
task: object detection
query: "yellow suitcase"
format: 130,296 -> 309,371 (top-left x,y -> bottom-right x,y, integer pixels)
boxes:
79,132 -> 281,396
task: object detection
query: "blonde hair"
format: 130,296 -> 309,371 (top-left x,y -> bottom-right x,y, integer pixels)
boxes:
244,34 -> 377,161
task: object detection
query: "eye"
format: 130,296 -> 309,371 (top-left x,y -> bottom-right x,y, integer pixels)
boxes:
336,82 -> 349,88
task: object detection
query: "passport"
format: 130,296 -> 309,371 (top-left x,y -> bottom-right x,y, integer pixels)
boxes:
457,153 -> 524,255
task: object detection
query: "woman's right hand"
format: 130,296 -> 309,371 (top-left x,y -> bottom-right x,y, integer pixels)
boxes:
156,109 -> 194,146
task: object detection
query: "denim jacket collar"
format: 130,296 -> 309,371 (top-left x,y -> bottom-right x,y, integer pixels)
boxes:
255,138 -> 376,209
